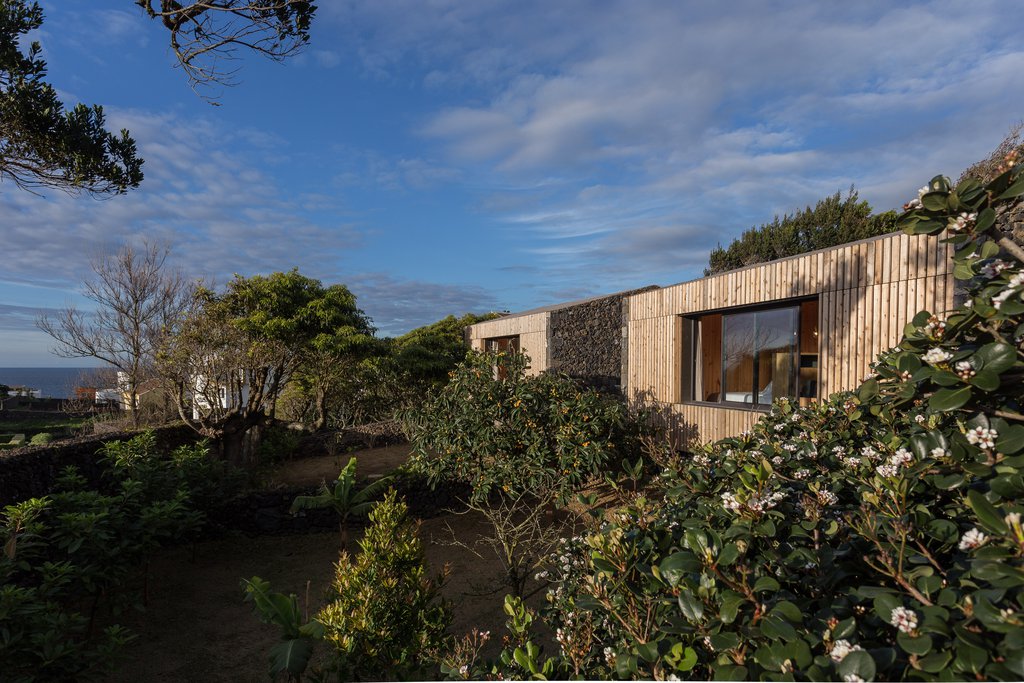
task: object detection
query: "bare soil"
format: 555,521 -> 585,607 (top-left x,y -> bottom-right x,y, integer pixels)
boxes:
113,444 -> 551,682
263,442 -> 415,489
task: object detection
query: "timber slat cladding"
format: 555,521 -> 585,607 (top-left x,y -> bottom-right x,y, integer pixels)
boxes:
625,232 -> 954,446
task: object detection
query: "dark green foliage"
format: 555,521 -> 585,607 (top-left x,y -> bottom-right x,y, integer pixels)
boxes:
393,312 -> 502,393
1,1 -> 143,195
0,431 -> 235,681
289,456 -> 392,546
452,165 -> 1024,680
705,188 -> 897,275
255,423 -> 302,464
403,350 -> 651,503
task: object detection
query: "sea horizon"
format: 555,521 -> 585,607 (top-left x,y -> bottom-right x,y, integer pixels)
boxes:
0,367 -> 115,399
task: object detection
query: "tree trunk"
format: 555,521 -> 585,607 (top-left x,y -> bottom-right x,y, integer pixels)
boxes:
221,428 -> 247,468
315,387 -> 328,431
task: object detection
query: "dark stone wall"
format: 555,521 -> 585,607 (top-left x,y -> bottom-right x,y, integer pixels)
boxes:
549,286 -> 658,392
0,424 -> 200,506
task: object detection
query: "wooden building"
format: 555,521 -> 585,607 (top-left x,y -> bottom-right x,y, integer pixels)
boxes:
623,231 -> 955,446
467,287 -> 656,389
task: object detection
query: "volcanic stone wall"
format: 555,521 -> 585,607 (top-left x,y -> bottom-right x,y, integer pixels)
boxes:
548,286 -> 658,392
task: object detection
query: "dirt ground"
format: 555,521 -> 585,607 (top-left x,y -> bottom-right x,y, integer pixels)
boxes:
113,445 -> 553,682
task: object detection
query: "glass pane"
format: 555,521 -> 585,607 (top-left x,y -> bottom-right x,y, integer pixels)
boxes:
723,311 -> 756,405
755,307 -> 798,405
695,314 -> 722,401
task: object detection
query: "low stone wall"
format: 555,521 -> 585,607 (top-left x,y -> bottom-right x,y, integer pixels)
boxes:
0,424 -> 200,506
549,286 -> 658,392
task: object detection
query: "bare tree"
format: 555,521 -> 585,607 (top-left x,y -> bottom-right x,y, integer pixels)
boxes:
134,1 -> 317,96
37,242 -> 190,428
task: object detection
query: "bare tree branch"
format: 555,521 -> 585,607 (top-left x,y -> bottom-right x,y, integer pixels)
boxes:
133,0 -> 316,99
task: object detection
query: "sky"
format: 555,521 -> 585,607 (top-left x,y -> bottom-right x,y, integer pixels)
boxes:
2,0 -> 1023,366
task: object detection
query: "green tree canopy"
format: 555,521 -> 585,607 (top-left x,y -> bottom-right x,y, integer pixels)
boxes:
392,312 -> 502,392
1,0 -> 142,195
705,188 -> 898,276
161,269 -> 374,464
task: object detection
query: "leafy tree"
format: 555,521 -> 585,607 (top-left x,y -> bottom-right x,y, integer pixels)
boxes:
37,241 -> 190,428
705,188 -> 897,275
393,312 -> 502,393
289,287 -> 376,430
2,0 -> 317,196
160,270 -> 372,466
1,0 -> 142,195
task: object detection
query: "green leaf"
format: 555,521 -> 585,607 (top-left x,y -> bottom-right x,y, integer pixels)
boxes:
753,576 -> 780,593
268,638 -> 313,678
771,600 -> 802,623
678,591 -> 704,623
917,650 -> 952,673
997,174 -> 1024,200
636,640 -> 660,663
921,192 -> 947,211
996,425 -> 1024,455
659,551 -> 693,586
717,543 -> 740,566
974,342 -> 1017,374
897,631 -> 933,655
929,386 -> 971,412
720,592 -> 745,624
967,489 -> 1008,534
975,207 -> 996,232
711,665 -> 748,680
971,370 -> 1000,392
760,614 -> 798,641
838,650 -> 876,680
953,262 -> 976,280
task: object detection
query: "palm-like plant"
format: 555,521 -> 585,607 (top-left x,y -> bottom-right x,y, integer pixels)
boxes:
290,457 -> 391,548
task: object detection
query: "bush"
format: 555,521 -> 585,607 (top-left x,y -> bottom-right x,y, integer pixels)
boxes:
0,432 -> 234,681
28,432 -> 53,445
453,164 -> 1024,680
317,489 -> 452,680
255,423 -> 302,464
402,351 -> 651,503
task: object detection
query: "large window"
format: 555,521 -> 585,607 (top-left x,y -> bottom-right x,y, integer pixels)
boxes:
485,335 -> 520,380
682,300 -> 818,408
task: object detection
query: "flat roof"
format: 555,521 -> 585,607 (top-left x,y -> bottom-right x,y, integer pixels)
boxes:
474,285 -> 659,325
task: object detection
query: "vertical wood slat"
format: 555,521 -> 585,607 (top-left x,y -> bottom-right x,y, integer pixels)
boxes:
469,232 -> 955,448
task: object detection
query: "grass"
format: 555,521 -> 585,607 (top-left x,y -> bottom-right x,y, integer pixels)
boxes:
0,415 -> 87,439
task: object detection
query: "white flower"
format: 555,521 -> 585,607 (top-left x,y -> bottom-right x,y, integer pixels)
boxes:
889,448 -> 913,467
721,492 -> 742,512
966,426 -> 998,450
981,259 -> 1011,279
1006,512 -> 1022,527
876,463 -> 898,477
930,447 -> 949,458
992,287 -> 1019,310
947,211 -> 977,233
1008,271 -> 1024,288
890,606 -> 918,633
915,414 -> 927,425
832,445 -> 846,455
959,528 -> 988,551
817,489 -> 838,506
923,347 -> 952,365
459,665 -> 469,677
794,468 -> 812,480
694,454 -> 711,467
860,445 -> 880,460
773,423 -> 786,432
843,455 -> 861,467
829,639 -> 863,662
604,646 -> 616,665
772,455 -> 784,465
843,675 -> 865,683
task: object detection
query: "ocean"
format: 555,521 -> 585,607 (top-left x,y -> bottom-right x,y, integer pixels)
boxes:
0,368 -> 112,399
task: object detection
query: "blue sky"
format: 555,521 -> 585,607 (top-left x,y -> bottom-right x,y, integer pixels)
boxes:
2,0 -> 1023,365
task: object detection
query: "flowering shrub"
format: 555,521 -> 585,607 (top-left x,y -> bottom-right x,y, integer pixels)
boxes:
402,350 -> 650,503
450,164 -> 1024,680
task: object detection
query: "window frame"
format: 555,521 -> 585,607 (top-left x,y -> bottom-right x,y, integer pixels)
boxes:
680,296 -> 819,411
